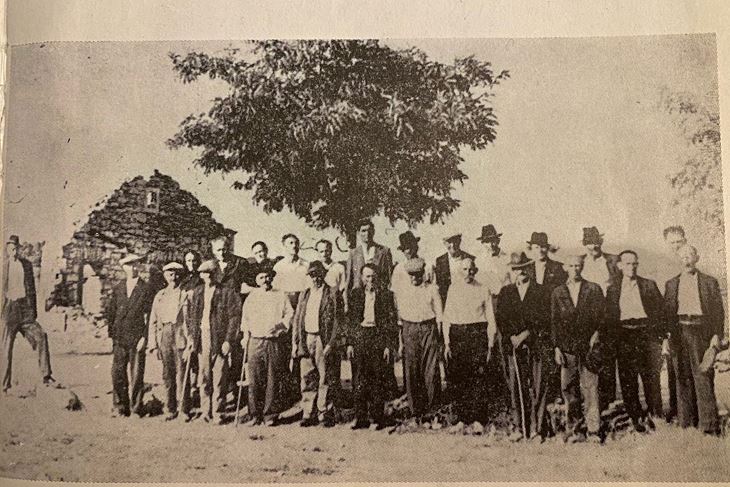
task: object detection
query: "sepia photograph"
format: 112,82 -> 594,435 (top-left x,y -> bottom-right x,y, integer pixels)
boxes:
1,31 -> 729,482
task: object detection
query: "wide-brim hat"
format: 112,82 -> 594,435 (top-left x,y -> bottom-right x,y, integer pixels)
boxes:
477,224 -> 502,242
307,260 -> 327,277
6,235 -> 20,246
526,232 -> 551,248
404,257 -> 426,275
443,232 -> 462,243
397,231 -> 420,251
582,226 -> 604,245
509,251 -> 533,269
119,253 -> 145,266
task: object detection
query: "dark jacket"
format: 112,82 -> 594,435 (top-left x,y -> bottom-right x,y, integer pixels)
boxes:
107,278 -> 156,347
551,280 -> 605,357
2,256 -> 37,324
434,251 -> 475,306
346,286 -> 398,351
664,271 -> 725,340
496,281 -> 551,353
345,243 -> 394,293
212,254 -> 249,292
185,284 -> 242,355
292,284 -> 344,357
605,275 -> 664,337
528,258 -> 567,292
179,272 -> 203,292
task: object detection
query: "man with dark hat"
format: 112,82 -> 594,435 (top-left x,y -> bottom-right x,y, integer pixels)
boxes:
475,224 -> 511,294
391,231 -> 432,304
396,257 -> 443,417
526,232 -> 567,293
149,261 -> 189,420
292,261 -> 345,427
496,252 -> 553,441
1,235 -> 55,392
551,255 -> 605,443
434,231 -> 474,308
442,257 -> 496,423
107,253 -> 156,417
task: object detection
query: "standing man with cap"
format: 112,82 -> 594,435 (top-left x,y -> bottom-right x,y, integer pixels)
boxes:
1,235 -> 55,392
474,224 -> 511,294
241,268 -> 295,426
185,260 -> 242,424
106,253 -> 156,417
496,252 -> 553,440
442,257 -> 496,423
344,219 -> 394,307
148,262 -> 188,420
527,232 -> 567,293
665,245 -> 724,435
434,232 -> 474,308
292,261 -> 344,427
551,254 -> 605,443
396,257 -> 443,418
605,250 -> 664,432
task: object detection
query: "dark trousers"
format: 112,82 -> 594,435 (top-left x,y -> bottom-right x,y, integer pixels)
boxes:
447,323 -> 490,423
672,325 -> 719,434
615,326 -> 662,421
159,323 -> 190,414
508,345 -> 551,437
402,318 -> 441,417
352,327 -> 386,424
1,299 -> 52,390
111,341 -> 146,415
598,335 -> 618,412
247,336 -> 289,421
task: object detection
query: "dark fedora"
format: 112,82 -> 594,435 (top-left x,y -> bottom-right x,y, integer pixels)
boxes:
307,260 -> 327,277
6,235 -> 20,246
527,232 -> 551,248
397,231 -> 420,251
477,224 -> 502,242
582,226 -> 604,245
509,251 -> 533,269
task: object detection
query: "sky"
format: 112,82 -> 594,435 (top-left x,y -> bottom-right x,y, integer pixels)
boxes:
2,35 -> 721,274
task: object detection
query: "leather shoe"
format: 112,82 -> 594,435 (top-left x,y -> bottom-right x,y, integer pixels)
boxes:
351,419 -> 370,430
300,417 -> 319,427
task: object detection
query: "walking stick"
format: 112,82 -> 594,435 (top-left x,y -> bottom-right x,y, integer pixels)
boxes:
234,340 -> 249,427
512,347 -> 528,439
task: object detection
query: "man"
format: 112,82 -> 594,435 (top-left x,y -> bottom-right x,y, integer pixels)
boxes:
1,235 -> 55,391
185,260 -> 242,424
180,251 -> 202,291
346,264 -> 398,429
527,232 -> 567,293
148,262 -> 188,421
396,258 -> 443,417
496,252 -> 552,440
344,218 -> 394,302
551,255 -> 605,443
292,261 -> 344,427
434,232 -> 474,307
665,245 -> 724,435
241,268 -> 295,426
272,234 -> 309,308
442,257 -> 496,423
605,251 -> 664,432
106,253 -> 156,417
210,235 -> 249,291
316,239 -> 347,294
474,224 -> 511,294
390,231 -> 432,301
243,241 -> 278,294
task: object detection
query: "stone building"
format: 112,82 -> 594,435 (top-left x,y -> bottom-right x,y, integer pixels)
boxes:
58,170 -> 235,314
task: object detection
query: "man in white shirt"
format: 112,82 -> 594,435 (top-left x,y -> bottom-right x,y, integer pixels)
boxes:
273,234 -> 309,308
391,231 -> 432,302
241,268 -> 295,426
316,239 -> 346,295
442,257 -> 496,423
397,258 -> 443,417
474,224 -> 511,295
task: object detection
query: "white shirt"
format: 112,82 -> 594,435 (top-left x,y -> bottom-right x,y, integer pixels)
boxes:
273,257 -> 309,293
362,289 -> 376,327
241,288 -> 294,338
567,279 -> 582,307
395,281 -> 442,323
390,260 -> 433,299
448,254 -> 462,281
534,260 -> 547,285
126,277 -> 139,298
304,286 -> 324,333
150,286 -> 184,325
361,243 -> 376,263
677,271 -> 703,316
323,261 -> 346,293
516,280 -> 529,301
476,250 -> 511,294
583,254 -> 611,295
5,258 -> 26,301
443,279 -> 496,348
619,278 -> 648,320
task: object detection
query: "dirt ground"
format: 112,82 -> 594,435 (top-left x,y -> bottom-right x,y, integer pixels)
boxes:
1,316 -> 729,483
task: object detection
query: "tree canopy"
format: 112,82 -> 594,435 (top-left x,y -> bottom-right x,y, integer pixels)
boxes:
168,40 -> 508,240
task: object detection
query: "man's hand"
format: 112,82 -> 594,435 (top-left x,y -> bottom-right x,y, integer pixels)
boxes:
383,348 -> 391,362
511,330 -> 530,349
554,347 -> 565,366
486,344 -> 493,364
589,331 -> 599,348
184,342 -> 194,359
710,334 -> 721,351
323,344 -> 332,357
346,345 -> 355,361
221,341 -> 230,356
443,344 -> 452,361
661,338 -> 671,358
291,346 -> 299,359
136,337 -> 146,353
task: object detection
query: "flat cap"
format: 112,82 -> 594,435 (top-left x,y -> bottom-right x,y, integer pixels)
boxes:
197,260 -> 218,274
404,257 -> 426,275
162,262 -> 184,272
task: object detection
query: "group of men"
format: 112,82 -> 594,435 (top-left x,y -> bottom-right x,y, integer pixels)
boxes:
1,220 -> 726,442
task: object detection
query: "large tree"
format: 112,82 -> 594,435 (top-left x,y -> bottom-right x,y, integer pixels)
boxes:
168,40 -> 508,243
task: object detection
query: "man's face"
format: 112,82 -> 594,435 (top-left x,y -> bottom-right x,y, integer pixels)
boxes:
211,239 -> 227,262
402,245 -> 417,259
283,237 -> 299,257
309,272 -> 324,288
357,225 -> 372,245
619,253 -> 639,278
678,247 -> 699,270
488,238 -> 501,254
184,253 -> 198,272
409,271 -> 424,286
512,266 -> 529,284
316,243 -> 332,262
564,258 -> 584,280
444,238 -> 461,257
164,270 -> 179,286
5,243 -> 18,258
256,272 -> 273,289
666,232 -> 687,253
529,244 -> 549,261
460,260 -> 477,283
252,244 -> 268,263
585,243 -> 602,257
361,267 -> 376,289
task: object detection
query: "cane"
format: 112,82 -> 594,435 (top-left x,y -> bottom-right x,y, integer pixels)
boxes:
234,340 -> 249,427
512,347 -> 528,439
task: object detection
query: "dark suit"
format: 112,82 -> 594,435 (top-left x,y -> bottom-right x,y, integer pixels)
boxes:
528,258 -> 567,294
551,280 -> 605,434
107,278 -> 156,415
497,282 -> 553,437
434,251 -> 475,307
344,243 -> 394,299
605,276 -> 664,420
665,271 -> 724,434
346,287 -> 398,424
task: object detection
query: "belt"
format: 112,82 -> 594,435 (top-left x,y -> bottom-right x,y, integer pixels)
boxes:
620,318 -> 648,330
402,318 -> 437,325
678,314 -> 703,325
306,331 -> 320,335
